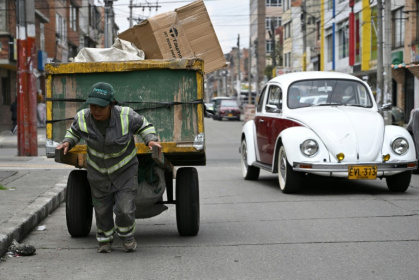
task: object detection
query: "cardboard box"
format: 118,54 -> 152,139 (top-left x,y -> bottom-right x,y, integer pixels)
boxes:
118,0 -> 226,73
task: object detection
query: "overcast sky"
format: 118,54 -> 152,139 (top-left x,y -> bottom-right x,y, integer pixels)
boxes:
99,0 -> 250,53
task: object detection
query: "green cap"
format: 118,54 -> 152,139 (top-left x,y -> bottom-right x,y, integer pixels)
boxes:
86,82 -> 115,107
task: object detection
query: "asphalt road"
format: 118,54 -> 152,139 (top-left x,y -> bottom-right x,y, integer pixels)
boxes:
1,117 -> 419,280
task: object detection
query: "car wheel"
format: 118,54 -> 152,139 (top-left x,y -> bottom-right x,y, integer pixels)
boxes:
386,171 -> 411,192
278,146 -> 302,193
240,139 -> 260,180
66,170 -> 93,237
176,167 -> 200,236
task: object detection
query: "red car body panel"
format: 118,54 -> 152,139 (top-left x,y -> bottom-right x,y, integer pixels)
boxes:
255,115 -> 302,164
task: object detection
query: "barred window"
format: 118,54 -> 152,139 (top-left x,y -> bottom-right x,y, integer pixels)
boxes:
266,0 -> 282,6
70,5 -> 78,32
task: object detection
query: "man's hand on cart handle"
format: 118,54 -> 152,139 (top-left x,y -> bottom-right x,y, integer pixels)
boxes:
148,141 -> 162,153
56,142 -> 70,155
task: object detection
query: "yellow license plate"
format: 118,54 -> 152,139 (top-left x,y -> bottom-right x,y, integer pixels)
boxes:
228,113 -> 233,117
348,165 -> 377,180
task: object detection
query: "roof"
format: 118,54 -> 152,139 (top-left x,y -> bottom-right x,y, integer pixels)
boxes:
272,71 -> 360,82
269,71 -> 364,90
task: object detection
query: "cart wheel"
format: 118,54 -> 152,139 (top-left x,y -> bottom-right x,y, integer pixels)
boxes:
66,170 -> 93,237
165,170 -> 174,202
176,167 -> 200,236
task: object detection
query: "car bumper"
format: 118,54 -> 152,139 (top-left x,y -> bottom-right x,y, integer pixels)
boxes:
293,160 -> 417,172
220,114 -> 240,120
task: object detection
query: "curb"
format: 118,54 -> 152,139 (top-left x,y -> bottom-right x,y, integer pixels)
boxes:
0,179 -> 67,258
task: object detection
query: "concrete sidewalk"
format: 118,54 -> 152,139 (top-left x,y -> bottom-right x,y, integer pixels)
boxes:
0,127 -> 72,258
0,127 -> 46,148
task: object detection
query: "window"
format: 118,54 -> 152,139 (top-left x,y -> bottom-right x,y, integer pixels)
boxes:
284,52 -> 291,67
283,0 -> 290,11
417,0 -> 419,41
40,23 -> 45,50
70,4 -> 78,32
0,0 -> 6,31
89,4 -> 101,29
266,40 -> 273,54
284,22 -> 291,39
266,17 -> 282,30
88,4 -> 94,27
393,8 -> 405,48
266,0 -> 282,6
287,79 -> 373,108
338,21 -> 349,59
326,28 -> 333,62
355,12 -> 361,63
257,86 -> 267,112
68,44 -> 78,59
327,0 -> 333,10
371,7 -> 377,60
316,21 -> 320,40
266,85 -> 282,112
55,14 -> 67,45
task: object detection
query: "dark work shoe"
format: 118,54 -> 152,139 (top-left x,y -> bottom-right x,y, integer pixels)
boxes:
123,238 -> 137,252
97,242 -> 112,253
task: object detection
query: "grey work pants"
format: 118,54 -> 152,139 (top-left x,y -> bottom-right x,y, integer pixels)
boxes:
90,175 -> 138,243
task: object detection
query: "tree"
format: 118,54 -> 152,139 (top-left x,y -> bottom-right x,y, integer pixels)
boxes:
264,65 -> 274,80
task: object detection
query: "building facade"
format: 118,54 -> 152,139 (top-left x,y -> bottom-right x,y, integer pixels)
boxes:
249,0 -> 419,123
0,0 -> 117,132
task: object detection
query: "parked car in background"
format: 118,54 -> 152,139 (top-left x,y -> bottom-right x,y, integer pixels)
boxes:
240,71 -> 417,193
204,102 -> 214,118
213,99 -> 241,121
211,96 -> 232,117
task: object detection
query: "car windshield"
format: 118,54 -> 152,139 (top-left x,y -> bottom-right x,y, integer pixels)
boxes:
221,100 -> 239,107
287,79 -> 373,109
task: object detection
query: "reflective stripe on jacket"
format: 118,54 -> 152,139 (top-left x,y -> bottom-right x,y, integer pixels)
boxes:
63,105 -> 158,193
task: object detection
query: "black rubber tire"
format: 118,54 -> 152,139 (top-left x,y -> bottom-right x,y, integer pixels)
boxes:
386,171 -> 411,192
66,170 -> 93,237
165,170 -> 174,202
176,167 -> 200,236
278,146 -> 302,193
240,139 -> 260,180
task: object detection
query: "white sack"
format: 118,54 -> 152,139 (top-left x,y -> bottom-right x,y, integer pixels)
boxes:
73,38 -> 145,62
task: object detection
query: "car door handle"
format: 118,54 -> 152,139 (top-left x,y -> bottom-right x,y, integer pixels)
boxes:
259,119 -> 264,123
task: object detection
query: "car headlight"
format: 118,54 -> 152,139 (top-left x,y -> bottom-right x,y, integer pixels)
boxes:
300,139 -> 318,157
391,137 -> 409,155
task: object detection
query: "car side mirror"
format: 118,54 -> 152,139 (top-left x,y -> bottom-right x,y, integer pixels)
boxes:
266,104 -> 281,113
379,102 -> 392,112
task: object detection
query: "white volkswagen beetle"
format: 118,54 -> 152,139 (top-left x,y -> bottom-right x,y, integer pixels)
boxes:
240,71 -> 417,193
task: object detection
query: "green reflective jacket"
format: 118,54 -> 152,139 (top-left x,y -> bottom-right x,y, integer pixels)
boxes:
63,105 -> 158,194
